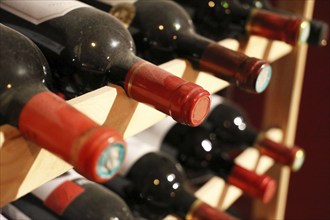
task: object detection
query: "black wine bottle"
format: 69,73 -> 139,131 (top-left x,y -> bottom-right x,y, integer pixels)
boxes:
238,0 -> 328,46
79,0 -> 273,94
205,95 -> 305,172
132,116 -> 277,203
103,174 -> 157,220
0,1 -> 211,127
31,169 -> 135,220
118,137 -> 238,220
0,24 -> 125,182
175,0 -> 311,45
4,194 -> 60,220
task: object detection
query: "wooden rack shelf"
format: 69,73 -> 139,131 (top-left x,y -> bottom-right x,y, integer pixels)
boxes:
0,28 -> 299,219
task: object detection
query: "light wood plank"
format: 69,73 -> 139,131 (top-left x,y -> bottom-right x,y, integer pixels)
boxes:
252,1 -> 315,219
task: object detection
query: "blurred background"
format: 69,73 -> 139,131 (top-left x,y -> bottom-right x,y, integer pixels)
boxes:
230,0 -> 330,219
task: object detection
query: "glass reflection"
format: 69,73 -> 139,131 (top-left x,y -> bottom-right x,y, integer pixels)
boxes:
201,139 -> 212,152
167,173 -> 175,182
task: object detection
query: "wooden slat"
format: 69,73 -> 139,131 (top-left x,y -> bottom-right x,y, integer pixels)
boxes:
252,1 -> 315,219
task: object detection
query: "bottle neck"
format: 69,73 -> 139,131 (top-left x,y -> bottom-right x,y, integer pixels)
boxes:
257,136 -> 305,171
169,186 -> 198,219
186,199 -> 238,220
247,8 -> 310,45
174,31 -> 213,68
123,59 -> 211,126
33,170 -> 134,219
227,165 -> 277,203
18,91 -> 126,182
242,0 -> 328,46
17,91 -> 95,160
200,40 -> 272,93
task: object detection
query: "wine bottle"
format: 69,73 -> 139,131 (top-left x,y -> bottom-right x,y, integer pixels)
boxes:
0,1 -> 211,127
132,117 -> 277,203
0,24 -> 125,182
31,169 -> 135,220
175,0 -> 311,46
3,194 -> 60,220
106,173 -> 188,220
238,0 -> 328,46
118,137 -> 238,220
79,0 -> 273,94
204,95 -> 305,172
103,175 -> 156,220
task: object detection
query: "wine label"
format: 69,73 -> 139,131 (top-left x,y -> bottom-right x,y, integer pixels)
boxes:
32,169 -> 82,202
43,180 -> 85,215
0,0 -> 91,25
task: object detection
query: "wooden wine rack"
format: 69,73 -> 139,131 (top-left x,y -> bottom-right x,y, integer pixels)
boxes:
0,1 -> 313,218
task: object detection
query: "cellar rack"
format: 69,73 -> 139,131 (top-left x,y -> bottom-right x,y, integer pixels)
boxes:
0,1 -> 312,218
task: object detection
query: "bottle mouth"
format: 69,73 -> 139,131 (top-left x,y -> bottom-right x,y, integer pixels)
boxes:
258,175 -> 277,203
189,94 -> 211,126
291,148 -> 305,172
240,58 -> 272,93
75,128 -> 126,183
298,20 -> 311,45
169,83 -> 211,127
255,64 -> 272,93
228,165 -> 277,203
96,143 -> 126,178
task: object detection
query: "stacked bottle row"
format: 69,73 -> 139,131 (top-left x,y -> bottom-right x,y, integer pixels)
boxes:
0,0 -> 327,219
1,94 -> 306,220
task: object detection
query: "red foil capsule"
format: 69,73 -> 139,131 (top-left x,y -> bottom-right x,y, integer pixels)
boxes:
247,9 -> 311,45
200,42 -> 272,94
227,165 -> 277,203
18,92 -> 126,182
124,60 -> 211,126
258,137 -> 305,172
